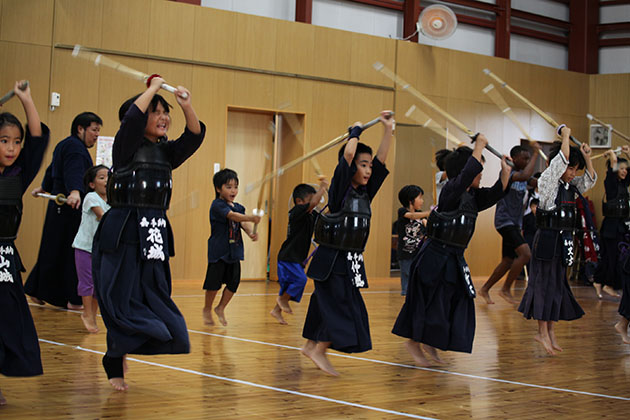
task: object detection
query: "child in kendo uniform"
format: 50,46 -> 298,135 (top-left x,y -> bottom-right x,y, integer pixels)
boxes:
392,135 -> 511,365
301,111 -> 394,376
518,126 -> 596,355
0,81 -> 49,405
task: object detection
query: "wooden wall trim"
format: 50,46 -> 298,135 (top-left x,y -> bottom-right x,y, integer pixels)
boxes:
54,44 -> 395,92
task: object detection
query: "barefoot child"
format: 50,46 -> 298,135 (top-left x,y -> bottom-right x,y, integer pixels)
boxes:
0,81 -> 49,405
480,143 -> 541,304
396,185 -> 430,296
392,135 -> 511,365
93,76 -> 205,391
203,168 -> 260,326
72,165 -> 110,333
517,126 -> 596,355
271,178 -> 328,325
301,111 -> 394,376
593,146 -> 630,298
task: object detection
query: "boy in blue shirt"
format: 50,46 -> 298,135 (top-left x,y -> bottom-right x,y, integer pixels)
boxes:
203,168 -> 260,326
271,178 -> 328,324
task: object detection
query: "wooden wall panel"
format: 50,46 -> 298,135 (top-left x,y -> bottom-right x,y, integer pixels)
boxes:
448,50 -> 506,105
101,0 -> 151,54
395,41 -> 450,100
591,74 -> 630,118
147,0 -> 195,60
312,26 -> 352,83
53,0 -> 103,48
275,20 -> 315,76
233,13 -> 277,72
0,0 -> 54,46
192,6 -> 237,66
349,32 -> 396,87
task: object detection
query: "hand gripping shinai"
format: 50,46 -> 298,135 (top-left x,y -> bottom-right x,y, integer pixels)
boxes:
587,113 -> 630,144
36,192 -> 67,206
482,84 -> 548,162
373,62 -> 512,166
591,146 -> 622,161
483,69 -> 581,147
0,81 -> 29,105
244,112 -> 392,194
71,45 -> 187,99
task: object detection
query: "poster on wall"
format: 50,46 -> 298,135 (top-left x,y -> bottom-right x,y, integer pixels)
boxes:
589,124 -> 612,149
96,136 -> 114,168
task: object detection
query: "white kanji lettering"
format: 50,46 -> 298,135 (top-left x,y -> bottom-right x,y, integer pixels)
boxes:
140,217 -> 149,228
0,255 -> 9,270
147,243 -> 165,261
146,227 -> 164,244
157,218 -> 166,228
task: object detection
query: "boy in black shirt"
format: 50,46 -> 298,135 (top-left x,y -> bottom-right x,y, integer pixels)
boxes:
397,185 -> 430,296
271,178 -> 328,324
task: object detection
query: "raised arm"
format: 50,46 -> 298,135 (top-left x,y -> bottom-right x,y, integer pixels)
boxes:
134,76 -> 164,113
308,176 -> 329,213
375,110 -> 395,163
13,80 -> 41,137
512,142 -> 540,182
174,86 -> 201,135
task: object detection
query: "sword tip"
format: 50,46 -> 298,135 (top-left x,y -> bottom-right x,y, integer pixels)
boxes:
482,68 -> 490,75
373,62 -> 384,71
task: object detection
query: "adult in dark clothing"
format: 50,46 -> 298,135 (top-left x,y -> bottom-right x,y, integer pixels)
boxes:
93,77 -> 205,391
0,81 -> 49,405
593,146 -> 630,298
25,111 -> 102,309
302,111 -> 394,376
393,135 -> 511,365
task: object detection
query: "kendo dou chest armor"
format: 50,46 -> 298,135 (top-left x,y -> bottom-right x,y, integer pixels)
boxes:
426,191 -> 478,249
108,140 -> 172,210
313,188 -> 371,252
536,184 -> 577,230
0,176 -> 22,240
602,182 -> 630,218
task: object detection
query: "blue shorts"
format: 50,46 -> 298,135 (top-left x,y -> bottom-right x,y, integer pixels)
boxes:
277,261 -> 307,302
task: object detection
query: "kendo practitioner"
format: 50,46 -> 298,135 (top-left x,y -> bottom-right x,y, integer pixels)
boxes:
0,81 -> 49,405
301,111 -> 394,376
392,135 -> 511,366
518,126 -> 596,356
26,111 -> 102,309
93,76 -> 204,391
593,146 -> 630,298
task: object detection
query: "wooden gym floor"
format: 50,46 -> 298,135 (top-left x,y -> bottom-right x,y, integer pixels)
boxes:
2,277 -> 630,419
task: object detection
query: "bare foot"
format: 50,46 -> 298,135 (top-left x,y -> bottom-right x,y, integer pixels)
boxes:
404,340 -> 432,367
80,313 -> 99,333
603,285 -> 621,298
534,333 -> 556,356
0,390 -> 6,406
478,289 -> 494,304
614,321 -> 630,344
108,377 -> 128,391
214,306 -> 227,326
593,283 -> 603,299
422,344 -> 446,365
270,305 -> 288,325
276,296 -> 293,314
202,307 -> 214,325
498,289 -> 518,305
548,335 -> 563,352
67,303 -> 84,310
30,297 -> 45,305
301,347 -> 339,376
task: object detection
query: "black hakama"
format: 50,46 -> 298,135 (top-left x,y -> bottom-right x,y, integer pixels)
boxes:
93,209 -> 190,357
302,253 -> 371,353
392,240 -> 475,353
518,230 -> 585,321
618,256 -> 630,320
594,221 -> 625,290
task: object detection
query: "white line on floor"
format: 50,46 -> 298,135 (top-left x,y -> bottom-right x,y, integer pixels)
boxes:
37,338 -> 437,420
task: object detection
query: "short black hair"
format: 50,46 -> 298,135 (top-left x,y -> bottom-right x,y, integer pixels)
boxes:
0,112 -> 24,141
530,198 -> 539,207
398,185 -> 424,207
71,112 -> 102,136
338,141 -> 373,162
435,148 -> 451,171
213,168 -> 239,198
292,183 -> 316,204
548,141 -> 585,169
510,145 -> 530,158
444,146 -> 475,179
83,164 -> 109,192
607,156 -> 629,169
118,93 -> 172,122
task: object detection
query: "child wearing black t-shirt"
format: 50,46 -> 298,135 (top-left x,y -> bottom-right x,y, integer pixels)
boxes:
397,185 -> 429,296
203,168 -> 260,326
270,178 -> 328,324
